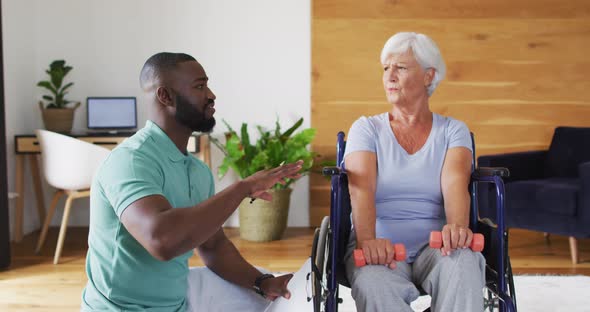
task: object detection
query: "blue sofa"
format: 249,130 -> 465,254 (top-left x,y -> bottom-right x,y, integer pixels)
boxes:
477,126 -> 590,264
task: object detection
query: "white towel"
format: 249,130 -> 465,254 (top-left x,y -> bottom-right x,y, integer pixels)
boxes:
265,258 -> 313,312
185,259 -> 313,312
185,266 -> 271,312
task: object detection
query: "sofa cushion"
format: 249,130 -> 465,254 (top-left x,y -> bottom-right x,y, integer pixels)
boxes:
507,178 -> 579,217
545,127 -> 590,178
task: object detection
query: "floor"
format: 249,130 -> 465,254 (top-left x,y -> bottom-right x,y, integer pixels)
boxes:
0,227 -> 589,311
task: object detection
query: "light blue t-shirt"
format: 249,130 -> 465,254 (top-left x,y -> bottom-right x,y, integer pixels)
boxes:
343,112 -> 472,262
82,120 -> 215,311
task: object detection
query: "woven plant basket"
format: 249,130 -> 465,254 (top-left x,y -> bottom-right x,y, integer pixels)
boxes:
238,188 -> 292,242
39,101 -> 80,133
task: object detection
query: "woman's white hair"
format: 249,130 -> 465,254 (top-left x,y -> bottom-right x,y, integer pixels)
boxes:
380,32 -> 446,96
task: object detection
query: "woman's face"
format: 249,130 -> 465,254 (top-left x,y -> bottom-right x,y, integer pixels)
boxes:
382,50 -> 433,106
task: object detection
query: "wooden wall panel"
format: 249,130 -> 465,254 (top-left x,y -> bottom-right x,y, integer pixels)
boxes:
313,0 -> 590,18
310,0 -> 590,226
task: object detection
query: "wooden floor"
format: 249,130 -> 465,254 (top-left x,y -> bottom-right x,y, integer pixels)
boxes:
1,227 -> 589,311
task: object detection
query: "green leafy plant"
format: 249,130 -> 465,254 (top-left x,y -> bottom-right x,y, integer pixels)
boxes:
37,60 -> 75,108
211,117 -> 316,190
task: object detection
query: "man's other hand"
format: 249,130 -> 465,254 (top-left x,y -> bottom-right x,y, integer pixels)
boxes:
261,274 -> 293,301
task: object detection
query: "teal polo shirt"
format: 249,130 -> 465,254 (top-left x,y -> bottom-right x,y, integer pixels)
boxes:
82,120 -> 214,311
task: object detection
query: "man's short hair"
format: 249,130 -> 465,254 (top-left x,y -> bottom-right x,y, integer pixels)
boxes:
139,52 -> 196,90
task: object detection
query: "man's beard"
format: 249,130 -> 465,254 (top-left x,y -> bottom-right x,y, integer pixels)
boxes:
174,94 -> 216,132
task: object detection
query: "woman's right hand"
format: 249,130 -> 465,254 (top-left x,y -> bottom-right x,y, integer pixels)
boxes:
243,160 -> 303,201
358,238 -> 397,269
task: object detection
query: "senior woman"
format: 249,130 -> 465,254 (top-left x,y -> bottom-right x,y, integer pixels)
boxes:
343,32 -> 485,312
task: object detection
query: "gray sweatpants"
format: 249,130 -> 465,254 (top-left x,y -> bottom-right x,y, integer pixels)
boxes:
345,231 -> 485,312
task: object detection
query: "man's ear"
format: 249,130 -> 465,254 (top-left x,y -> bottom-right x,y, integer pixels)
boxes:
156,86 -> 174,107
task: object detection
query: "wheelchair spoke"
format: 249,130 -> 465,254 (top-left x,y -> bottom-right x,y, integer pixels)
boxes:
484,288 -> 500,312
311,216 -> 336,312
507,258 -> 517,311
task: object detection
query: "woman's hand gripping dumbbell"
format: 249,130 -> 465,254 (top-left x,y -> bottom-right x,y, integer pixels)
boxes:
429,230 -> 484,255
353,239 -> 406,269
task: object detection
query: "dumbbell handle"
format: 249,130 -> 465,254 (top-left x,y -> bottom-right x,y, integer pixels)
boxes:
429,231 -> 484,252
353,243 -> 406,267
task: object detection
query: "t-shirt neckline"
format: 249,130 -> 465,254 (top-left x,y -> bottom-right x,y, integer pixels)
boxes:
386,112 -> 436,157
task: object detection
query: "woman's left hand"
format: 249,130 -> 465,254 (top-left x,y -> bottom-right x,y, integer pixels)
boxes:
440,223 -> 473,256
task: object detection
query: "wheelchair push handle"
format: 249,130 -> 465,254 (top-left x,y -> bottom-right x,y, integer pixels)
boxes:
429,231 -> 485,252
353,244 -> 406,267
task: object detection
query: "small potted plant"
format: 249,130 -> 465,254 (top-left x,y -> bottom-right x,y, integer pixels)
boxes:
212,117 -> 316,241
37,60 -> 80,132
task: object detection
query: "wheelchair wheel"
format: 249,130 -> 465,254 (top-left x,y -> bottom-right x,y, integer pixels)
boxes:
507,257 -> 517,311
311,228 -> 321,311
311,216 -> 330,312
483,288 -> 497,312
483,257 -> 517,312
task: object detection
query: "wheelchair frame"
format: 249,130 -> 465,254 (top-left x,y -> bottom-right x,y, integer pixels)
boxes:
311,131 -> 517,312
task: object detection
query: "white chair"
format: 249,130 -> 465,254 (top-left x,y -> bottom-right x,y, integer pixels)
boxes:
35,130 -> 111,264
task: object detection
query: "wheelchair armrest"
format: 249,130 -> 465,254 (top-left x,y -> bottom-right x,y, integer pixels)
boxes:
474,167 -> 510,178
322,166 -> 343,176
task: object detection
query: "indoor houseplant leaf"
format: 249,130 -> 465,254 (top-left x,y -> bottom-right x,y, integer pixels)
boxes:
38,60 -> 75,109
212,117 -> 316,189
211,117 -> 317,242
37,60 -> 80,132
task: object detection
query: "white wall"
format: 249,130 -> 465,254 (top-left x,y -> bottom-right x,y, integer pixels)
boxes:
2,0 -> 311,238
3,0 -> 40,239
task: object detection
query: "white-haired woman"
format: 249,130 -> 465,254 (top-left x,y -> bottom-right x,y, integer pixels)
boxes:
343,32 -> 485,312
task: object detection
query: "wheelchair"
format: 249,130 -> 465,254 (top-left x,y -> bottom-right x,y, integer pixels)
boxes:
311,131 -> 517,312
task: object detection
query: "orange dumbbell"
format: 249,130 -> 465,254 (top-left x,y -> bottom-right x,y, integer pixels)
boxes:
429,231 -> 484,252
353,244 -> 407,267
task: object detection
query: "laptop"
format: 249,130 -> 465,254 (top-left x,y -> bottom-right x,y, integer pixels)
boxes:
86,97 -> 137,135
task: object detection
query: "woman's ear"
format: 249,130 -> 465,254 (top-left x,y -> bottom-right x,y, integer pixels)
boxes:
156,86 -> 174,107
424,68 -> 435,87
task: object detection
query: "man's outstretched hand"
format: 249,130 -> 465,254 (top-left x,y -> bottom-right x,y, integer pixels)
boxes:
245,160 -> 303,201
260,274 -> 294,301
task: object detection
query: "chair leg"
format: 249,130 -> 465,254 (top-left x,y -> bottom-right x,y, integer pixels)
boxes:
53,193 -> 75,264
36,190 -> 64,254
569,236 -> 579,265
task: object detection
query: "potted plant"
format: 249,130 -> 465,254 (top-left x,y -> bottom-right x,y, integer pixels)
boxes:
212,117 -> 316,242
37,60 -> 80,132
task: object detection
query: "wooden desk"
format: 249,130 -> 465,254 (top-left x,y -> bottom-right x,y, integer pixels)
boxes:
12,132 -> 211,242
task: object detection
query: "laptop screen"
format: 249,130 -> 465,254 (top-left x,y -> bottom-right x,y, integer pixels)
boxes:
87,97 -> 137,129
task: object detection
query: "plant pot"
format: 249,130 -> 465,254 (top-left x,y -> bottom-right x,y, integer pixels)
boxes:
238,188 -> 292,242
39,101 -> 80,133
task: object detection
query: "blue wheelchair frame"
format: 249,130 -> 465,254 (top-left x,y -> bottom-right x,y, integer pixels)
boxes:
313,131 -> 517,312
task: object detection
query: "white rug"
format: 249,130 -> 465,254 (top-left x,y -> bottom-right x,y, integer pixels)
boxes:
186,262 -> 590,312
336,275 -> 590,312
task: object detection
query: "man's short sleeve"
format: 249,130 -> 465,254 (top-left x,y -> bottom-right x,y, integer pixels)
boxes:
447,118 -> 473,153
208,168 -> 215,198
97,149 -> 164,217
343,117 -> 377,162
